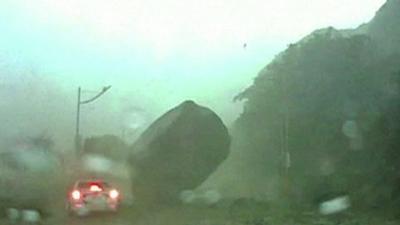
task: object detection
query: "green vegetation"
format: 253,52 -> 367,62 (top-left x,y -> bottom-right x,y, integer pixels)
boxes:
232,0 -> 400,213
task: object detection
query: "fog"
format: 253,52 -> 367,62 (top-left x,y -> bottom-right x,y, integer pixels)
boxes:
2,1 -> 400,225
0,0 -> 384,151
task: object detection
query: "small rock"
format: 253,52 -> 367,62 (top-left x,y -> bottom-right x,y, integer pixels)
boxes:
319,196 -> 350,215
21,209 -> 41,223
6,208 -> 20,222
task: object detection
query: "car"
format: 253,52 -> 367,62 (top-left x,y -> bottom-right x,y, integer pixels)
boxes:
66,179 -> 121,216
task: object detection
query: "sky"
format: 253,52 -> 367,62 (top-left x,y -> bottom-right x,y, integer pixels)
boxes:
0,0 -> 386,147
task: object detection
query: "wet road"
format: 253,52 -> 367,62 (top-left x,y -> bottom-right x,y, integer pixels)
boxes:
3,204 -> 398,225
43,207 -> 142,225
41,205 -> 234,225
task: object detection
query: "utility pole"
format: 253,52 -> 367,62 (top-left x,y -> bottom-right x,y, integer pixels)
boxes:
75,87 -> 81,154
268,73 -> 290,180
281,71 -> 290,196
75,85 -> 112,155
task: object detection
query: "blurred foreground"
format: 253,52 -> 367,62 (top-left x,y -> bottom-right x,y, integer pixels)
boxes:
2,202 -> 398,225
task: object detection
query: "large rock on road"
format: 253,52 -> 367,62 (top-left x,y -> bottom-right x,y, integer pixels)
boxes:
129,100 -> 230,204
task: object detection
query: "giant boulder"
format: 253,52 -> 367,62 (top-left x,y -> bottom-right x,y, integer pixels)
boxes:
129,100 -> 230,203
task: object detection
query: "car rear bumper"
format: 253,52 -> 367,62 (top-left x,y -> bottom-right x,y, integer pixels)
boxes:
68,201 -> 119,215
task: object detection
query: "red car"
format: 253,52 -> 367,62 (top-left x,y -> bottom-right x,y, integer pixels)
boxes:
66,180 -> 121,216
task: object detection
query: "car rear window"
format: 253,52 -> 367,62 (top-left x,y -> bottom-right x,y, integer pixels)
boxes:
77,181 -> 110,189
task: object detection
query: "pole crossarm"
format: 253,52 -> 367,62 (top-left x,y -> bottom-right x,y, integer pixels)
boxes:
80,85 -> 112,105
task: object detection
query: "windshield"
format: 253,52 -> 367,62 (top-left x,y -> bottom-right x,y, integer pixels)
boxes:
0,0 -> 399,225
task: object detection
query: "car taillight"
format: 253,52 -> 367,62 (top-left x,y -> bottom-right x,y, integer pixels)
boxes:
71,190 -> 81,200
109,189 -> 119,199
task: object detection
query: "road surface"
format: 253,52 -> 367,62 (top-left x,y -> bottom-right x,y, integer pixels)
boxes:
2,204 -> 399,225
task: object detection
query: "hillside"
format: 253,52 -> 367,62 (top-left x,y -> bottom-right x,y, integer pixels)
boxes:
210,0 -> 400,210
